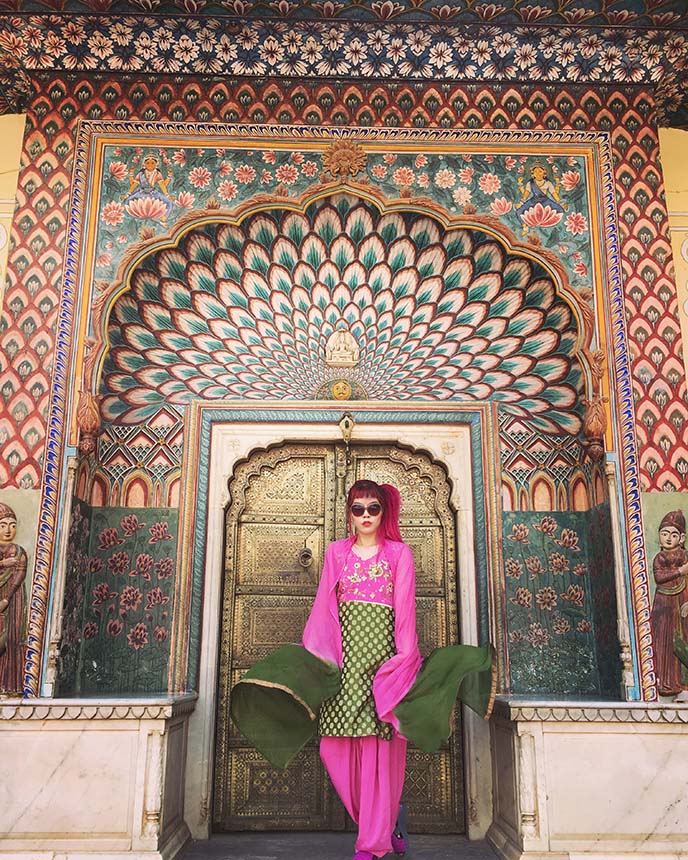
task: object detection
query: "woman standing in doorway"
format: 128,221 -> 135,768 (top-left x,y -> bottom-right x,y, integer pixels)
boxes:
302,480 -> 420,860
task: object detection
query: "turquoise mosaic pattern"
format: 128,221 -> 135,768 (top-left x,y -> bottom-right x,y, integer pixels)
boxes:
101,194 -> 584,434
74,506 -> 178,695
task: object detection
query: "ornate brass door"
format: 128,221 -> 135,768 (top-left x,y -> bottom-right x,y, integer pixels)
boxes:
213,441 -> 463,833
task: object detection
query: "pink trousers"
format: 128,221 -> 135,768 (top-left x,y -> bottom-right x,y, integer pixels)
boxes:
320,735 -> 407,857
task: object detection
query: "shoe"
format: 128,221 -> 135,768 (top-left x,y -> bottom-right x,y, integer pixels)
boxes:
391,802 -> 409,855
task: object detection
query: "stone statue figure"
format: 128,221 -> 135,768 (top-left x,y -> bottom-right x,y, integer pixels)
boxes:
0,502 -> 28,695
649,509 -> 688,698
325,329 -> 360,368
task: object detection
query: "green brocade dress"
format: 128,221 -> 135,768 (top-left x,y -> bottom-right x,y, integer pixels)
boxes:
319,600 -> 396,740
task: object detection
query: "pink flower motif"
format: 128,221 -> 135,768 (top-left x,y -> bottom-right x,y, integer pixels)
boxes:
83,621 -> 98,640
108,550 -> 130,576
507,523 -> 530,544
536,586 -> 558,610
558,243 -> 569,253
459,167 -> 474,183
189,166 -> 211,188
534,516 -> 557,535
573,261 -> 588,277
89,557 -> 104,574
393,166 -> 415,187
548,552 -> 570,574
121,514 -> 145,536
119,585 -> 143,612
383,153 -> 397,165
145,587 -> 170,610
108,160 -> 128,181
107,618 -> 123,637
418,173 -> 429,188
172,150 -> 186,166
577,619 -> 592,632
525,556 -> 544,577
510,587 -> 532,607
555,528 -> 581,551
219,160 -> 233,176
561,170 -> 580,190
155,557 -> 174,580
479,173 -> 501,194
521,203 -> 563,228
452,187 -> 472,205
98,527 -> 124,549
218,180 -> 238,201
415,154 -> 428,168
96,252 -> 112,268
117,234 -> 127,243
504,156 -> 516,170
573,563 -> 587,577
149,522 -> 173,544
505,558 -> 523,579
276,164 -> 299,184
235,165 -> 256,183
553,617 -> 571,635
127,622 -> 149,650
527,622 -> 550,648
372,164 -> 388,179
176,191 -> 195,209
136,553 -> 155,576
434,168 -> 456,189
302,160 -> 318,177
92,583 -> 118,606
561,584 -> 585,607
125,197 -> 168,220
490,196 -> 512,216
260,169 -> 272,183
565,212 -> 587,235
154,625 -> 168,643
263,150 -> 277,163
291,152 -> 304,164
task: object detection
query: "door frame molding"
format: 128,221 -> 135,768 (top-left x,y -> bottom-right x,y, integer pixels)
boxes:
179,401 -> 501,842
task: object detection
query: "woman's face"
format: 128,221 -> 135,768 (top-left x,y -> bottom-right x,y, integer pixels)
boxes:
0,517 -> 17,544
659,526 -> 683,550
350,495 -> 383,539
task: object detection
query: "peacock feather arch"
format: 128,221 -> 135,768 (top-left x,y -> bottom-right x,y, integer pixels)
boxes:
90,191 -> 594,436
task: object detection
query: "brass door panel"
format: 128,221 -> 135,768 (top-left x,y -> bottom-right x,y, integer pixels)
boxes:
214,440 -> 464,833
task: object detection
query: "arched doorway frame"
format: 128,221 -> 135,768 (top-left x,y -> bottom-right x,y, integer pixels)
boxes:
178,401 -> 501,842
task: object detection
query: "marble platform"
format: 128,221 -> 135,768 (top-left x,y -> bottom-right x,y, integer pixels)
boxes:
488,698 -> 688,860
0,695 -> 196,860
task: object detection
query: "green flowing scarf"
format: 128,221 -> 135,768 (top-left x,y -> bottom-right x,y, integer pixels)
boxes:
230,642 -> 495,769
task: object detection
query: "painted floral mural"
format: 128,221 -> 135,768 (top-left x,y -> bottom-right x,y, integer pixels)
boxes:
503,510 -> 615,695
68,507 -> 178,695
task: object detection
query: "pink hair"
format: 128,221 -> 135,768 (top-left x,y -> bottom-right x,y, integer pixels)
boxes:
347,479 -> 403,542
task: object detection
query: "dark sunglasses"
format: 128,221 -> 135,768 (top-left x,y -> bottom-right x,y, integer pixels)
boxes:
350,503 -> 382,517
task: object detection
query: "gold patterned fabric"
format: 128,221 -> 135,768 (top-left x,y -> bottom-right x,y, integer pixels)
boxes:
319,600 -> 396,739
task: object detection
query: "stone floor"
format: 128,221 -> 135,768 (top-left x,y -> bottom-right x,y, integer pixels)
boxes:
181,832 -> 499,860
